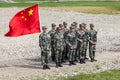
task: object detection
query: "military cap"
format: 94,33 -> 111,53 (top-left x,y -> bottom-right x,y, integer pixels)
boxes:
73,22 -> 78,25
51,23 -> 56,27
79,23 -> 85,27
42,26 -> 47,29
90,23 -> 94,27
81,23 -> 87,26
63,22 -> 67,25
70,26 -> 75,29
56,27 -> 62,30
71,23 -> 75,26
59,24 -> 63,27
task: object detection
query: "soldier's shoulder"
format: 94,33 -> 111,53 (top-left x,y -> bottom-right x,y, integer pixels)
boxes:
48,30 -> 52,34
39,33 -> 43,36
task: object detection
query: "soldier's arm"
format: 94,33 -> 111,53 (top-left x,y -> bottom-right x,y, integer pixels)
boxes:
65,35 -> 72,47
39,34 -> 43,49
94,31 -> 97,43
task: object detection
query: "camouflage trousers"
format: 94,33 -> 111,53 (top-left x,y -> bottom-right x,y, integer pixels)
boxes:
75,43 -> 79,60
68,48 -> 76,62
51,42 -> 56,61
41,50 -> 50,66
55,49 -> 63,64
62,44 -> 69,61
78,42 -> 88,59
89,44 -> 96,59
84,41 -> 88,58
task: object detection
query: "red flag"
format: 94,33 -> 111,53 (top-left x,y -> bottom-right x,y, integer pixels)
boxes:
5,4 -> 41,37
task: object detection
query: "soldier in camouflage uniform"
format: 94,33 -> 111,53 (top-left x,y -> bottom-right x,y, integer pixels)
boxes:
77,24 -> 87,64
39,26 -> 51,70
59,24 -> 65,34
66,25 -> 77,66
48,23 -> 56,61
89,24 -> 97,62
62,22 -> 69,62
54,27 -> 65,68
72,22 -> 79,62
82,23 -> 89,59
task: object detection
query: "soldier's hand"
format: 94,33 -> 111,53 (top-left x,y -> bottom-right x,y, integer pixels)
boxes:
90,40 -> 94,44
69,43 -> 72,47
79,39 -> 83,43
41,48 -> 44,51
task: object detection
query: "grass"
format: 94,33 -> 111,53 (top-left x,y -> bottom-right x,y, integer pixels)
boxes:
0,1 -> 120,15
0,1 -> 120,10
34,69 -> 120,80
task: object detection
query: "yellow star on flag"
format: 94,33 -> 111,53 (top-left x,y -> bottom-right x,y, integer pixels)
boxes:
28,9 -> 34,16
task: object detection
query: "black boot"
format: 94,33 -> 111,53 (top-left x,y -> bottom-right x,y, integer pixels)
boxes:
43,65 -> 46,70
83,59 -> 86,63
69,61 -> 72,66
91,58 -> 94,62
80,59 -> 83,64
58,63 -> 63,67
56,63 -> 59,68
46,65 -> 50,69
85,57 -> 89,60
72,61 -> 76,65
74,59 -> 78,62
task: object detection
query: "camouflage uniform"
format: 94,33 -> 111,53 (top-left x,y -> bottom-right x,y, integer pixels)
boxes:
82,23 -> 89,59
54,27 -> 65,67
72,22 -> 79,62
77,24 -> 88,63
48,23 -> 56,61
89,24 -> 97,62
66,26 -> 77,65
62,22 -> 69,62
39,26 -> 51,69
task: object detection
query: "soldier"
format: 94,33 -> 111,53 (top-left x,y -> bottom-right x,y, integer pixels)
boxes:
59,24 -> 64,34
39,26 -> 51,70
54,27 -> 65,68
77,24 -> 86,64
48,23 -> 56,61
89,24 -> 97,62
82,23 -> 89,59
62,22 -> 69,62
72,22 -> 79,62
66,25 -> 77,66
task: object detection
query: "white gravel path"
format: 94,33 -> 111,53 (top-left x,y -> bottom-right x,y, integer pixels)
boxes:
0,7 -> 120,80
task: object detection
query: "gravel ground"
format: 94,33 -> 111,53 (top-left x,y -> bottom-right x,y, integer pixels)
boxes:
0,8 -> 120,80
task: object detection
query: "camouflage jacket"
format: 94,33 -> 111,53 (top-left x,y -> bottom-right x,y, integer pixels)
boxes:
84,29 -> 90,42
39,33 -> 51,50
54,33 -> 65,50
77,29 -> 89,42
89,30 -> 97,44
48,29 -> 56,40
66,32 -> 77,49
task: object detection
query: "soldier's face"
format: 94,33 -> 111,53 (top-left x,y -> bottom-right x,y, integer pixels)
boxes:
52,26 -> 56,30
64,25 -> 67,28
75,24 -> 78,28
70,28 -> 74,32
58,29 -> 62,33
60,26 -> 64,29
81,26 -> 84,30
83,26 -> 86,29
43,29 -> 47,33
90,26 -> 94,30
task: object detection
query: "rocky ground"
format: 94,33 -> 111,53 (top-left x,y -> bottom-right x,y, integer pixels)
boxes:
0,7 -> 120,80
